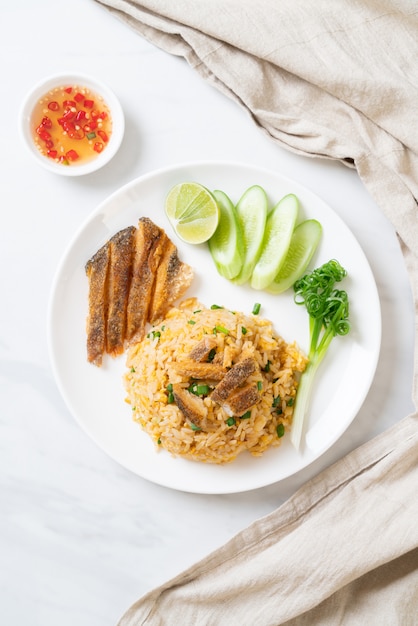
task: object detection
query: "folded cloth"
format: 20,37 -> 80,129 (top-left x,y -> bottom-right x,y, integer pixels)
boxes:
119,415 -> 418,625
93,0 -> 418,623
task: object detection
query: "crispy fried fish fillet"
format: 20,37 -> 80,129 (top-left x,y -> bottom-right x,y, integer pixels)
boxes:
172,384 -> 208,430
86,216 -> 194,365
219,383 -> 261,417
149,234 -> 194,324
211,357 -> 259,404
85,242 -> 110,366
106,226 -> 136,357
187,336 -> 218,362
125,218 -> 165,345
170,359 -> 226,381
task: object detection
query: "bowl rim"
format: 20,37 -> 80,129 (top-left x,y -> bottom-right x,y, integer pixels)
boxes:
19,72 -> 125,176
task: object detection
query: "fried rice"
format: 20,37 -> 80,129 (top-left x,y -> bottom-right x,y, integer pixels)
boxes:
124,298 -> 308,464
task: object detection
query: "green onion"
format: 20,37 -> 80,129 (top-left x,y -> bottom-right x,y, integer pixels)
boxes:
240,411 -> 252,419
263,360 -> 270,372
226,417 -> 236,427
272,396 -> 281,407
130,366 -> 136,373
276,423 -> 285,438
213,325 -> 229,335
241,326 -> 248,335
190,422 -> 202,431
257,381 -> 263,391
252,302 -> 261,315
166,383 -> 173,391
287,398 -> 294,407
87,131 -> 96,139
188,320 -> 196,325
167,392 -> 174,404
188,383 -> 209,396
157,438 -> 162,445
291,259 -> 350,450
193,309 -> 202,314
211,304 -> 224,309
208,348 -> 216,362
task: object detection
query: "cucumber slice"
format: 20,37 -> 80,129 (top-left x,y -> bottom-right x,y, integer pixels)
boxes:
208,190 -> 244,279
266,219 -> 322,294
233,185 -> 268,285
251,194 -> 299,290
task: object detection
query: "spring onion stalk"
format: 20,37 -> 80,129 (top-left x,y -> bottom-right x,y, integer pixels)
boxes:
290,260 -> 350,450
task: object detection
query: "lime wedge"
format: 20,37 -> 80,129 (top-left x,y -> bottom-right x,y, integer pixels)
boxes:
165,182 -> 220,244
233,185 -> 268,285
251,194 -> 299,290
208,190 -> 244,279
266,219 -> 322,294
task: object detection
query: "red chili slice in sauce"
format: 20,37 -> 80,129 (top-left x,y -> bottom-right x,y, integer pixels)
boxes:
33,84 -> 112,166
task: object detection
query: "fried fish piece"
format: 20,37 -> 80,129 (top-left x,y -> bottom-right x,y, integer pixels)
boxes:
172,384 -> 207,422
172,384 -> 217,432
85,242 -> 110,366
211,357 -> 259,404
170,359 -> 226,381
106,226 -> 136,357
125,218 -> 165,345
149,234 -> 193,324
219,383 -> 261,417
85,216 -> 194,365
187,336 -> 218,362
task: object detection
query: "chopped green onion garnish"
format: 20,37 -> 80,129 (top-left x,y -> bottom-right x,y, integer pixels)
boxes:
167,392 -> 174,404
272,396 -> 281,407
241,327 -> 248,335
86,131 -> 96,139
188,320 -> 196,325
252,302 -> 261,315
190,422 -> 202,431
166,383 -> 173,391
263,360 -> 270,372
257,381 -> 263,391
287,398 -> 294,407
211,304 -> 223,309
213,325 -> 229,335
226,417 -> 236,427
157,438 -> 162,445
240,411 -> 252,419
188,383 -> 209,396
276,423 -> 285,438
130,366 -> 136,373
193,309 -> 201,314
208,348 -> 216,362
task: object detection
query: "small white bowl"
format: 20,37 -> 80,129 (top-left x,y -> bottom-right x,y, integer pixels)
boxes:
19,73 -> 125,176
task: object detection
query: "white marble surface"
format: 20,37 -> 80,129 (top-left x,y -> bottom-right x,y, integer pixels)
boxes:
2,1 -> 415,624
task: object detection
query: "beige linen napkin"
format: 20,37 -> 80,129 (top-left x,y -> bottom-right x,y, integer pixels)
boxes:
93,1 -> 418,623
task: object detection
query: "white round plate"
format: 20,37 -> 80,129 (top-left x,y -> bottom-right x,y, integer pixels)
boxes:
48,161 -> 381,494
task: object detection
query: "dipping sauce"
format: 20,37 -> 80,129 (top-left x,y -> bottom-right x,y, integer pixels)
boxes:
32,84 -> 112,166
